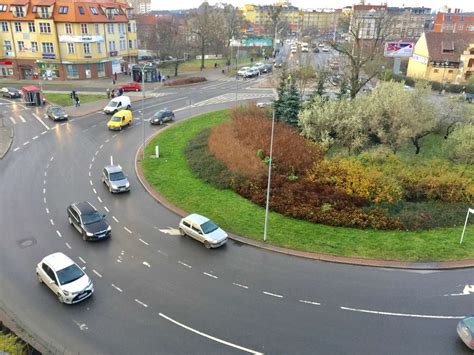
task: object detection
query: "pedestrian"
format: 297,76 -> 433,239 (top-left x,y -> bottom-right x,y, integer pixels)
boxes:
114,72 -> 117,81
106,88 -> 110,99
111,90 -> 115,98
112,78 -> 116,85
158,73 -> 161,82
75,96 -> 80,107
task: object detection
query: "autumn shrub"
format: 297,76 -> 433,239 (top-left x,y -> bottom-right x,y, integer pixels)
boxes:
165,77 -> 207,86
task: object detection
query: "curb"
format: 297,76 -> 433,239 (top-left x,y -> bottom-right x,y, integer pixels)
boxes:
0,126 -> 14,160
134,114 -> 474,270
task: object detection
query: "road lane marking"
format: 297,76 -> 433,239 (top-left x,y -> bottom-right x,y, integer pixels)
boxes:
178,261 -> 192,269
33,113 -> 50,130
142,261 -> 151,268
50,156 -> 54,162
50,219 -> 54,226
19,115 -> 26,123
95,150 -> 99,156
65,242 -> 72,249
158,313 -> 263,355
135,299 -> 148,308
299,300 -> 320,306
340,306 -> 464,319
263,291 -> 283,298
89,164 -> 92,169
41,130 -> 47,135
43,197 -> 47,203
88,171 -> 91,177
45,207 -> 49,214
9,117 -> 15,124
43,188 -> 46,194
157,250 -> 168,257
60,122 -> 67,126
111,284 -> 123,293
112,216 -> 119,223
56,230 -> 62,238
23,141 -> 29,146
124,226 -> 132,234
32,135 -> 38,140
99,144 -> 104,149
92,269 -> 103,278
97,196 -> 102,203
91,157 -> 95,162
43,179 -> 46,185
232,283 -> 249,289
44,171 -> 47,177
13,147 -> 20,152
78,257 -> 86,264
105,139 -> 110,143
104,206 -> 109,212
112,134 -> 118,138
89,180 -> 93,186
139,238 -> 149,246
203,272 -> 218,279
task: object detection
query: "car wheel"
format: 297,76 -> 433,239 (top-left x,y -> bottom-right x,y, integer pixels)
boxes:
57,293 -> 64,303
179,228 -> 185,236
127,105 -> 131,109
113,109 -> 117,114
37,273 -> 43,283
204,241 -> 211,249
68,216 -> 72,225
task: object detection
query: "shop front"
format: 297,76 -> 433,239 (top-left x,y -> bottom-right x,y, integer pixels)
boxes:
0,61 -> 14,78
36,62 -> 61,80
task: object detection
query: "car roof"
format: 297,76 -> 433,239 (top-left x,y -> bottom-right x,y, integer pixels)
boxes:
112,109 -> 131,117
104,165 -> 123,173
73,201 -> 96,215
49,105 -> 62,110
42,252 -> 74,271
184,213 -> 210,225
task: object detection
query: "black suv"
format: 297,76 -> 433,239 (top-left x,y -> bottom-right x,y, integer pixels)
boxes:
46,106 -> 68,121
150,109 -> 175,125
67,202 -> 111,241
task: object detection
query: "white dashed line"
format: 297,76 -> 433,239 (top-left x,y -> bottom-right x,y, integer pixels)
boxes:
95,150 -> 99,156
60,122 -> 67,126
9,117 -> 15,125
112,134 -> 118,138
43,188 -> 46,194
44,171 -> 47,177
92,269 -> 103,278
43,179 -> 46,185
142,261 -> 151,268
32,135 -> 39,140
111,284 -> 123,293
178,261 -> 192,269
92,124 -> 97,128
158,313 -> 263,355
139,238 -> 149,246
50,156 -> 54,162
19,115 -> 26,123
89,180 -> 93,186
104,206 -> 109,212
157,250 -> 168,257
124,226 -> 132,234
93,188 -> 97,194
232,283 -> 249,289
263,291 -> 283,298
340,306 -> 464,319
97,196 -> 102,203
89,171 -> 91,177
41,130 -> 47,135
112,216 -> 119,223
135,299 -> 148,308
23,141 -> 30,146
50,219 -> 55,226
65,242 -> 72,249
105,139 -> 110,143
13,147 -> 20,152
45,207 -> 49,214
299,300 -> 321,306
56,230 -> 62,238
99,144 -> 104,149
203,272 -> 218,279
89,164 -> 92,169
91,157 -> 95,162
78,257 -> 86,264
43,197 -> 47,204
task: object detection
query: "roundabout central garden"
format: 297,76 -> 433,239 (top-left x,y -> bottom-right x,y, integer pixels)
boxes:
141,82 -> 473,262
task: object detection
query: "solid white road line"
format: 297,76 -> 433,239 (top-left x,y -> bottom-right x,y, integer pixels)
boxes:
112,216 -> 119,223
92,269 -> 103,278
56,230 -> 62,238
32,135 -> 38,140
139,238 -> 149,246
104,206 -> 109,212
13,147 -> 20,152
340,306 -> 464,319
23,141 -> 29,146
203,272 -> 218,279
33,113 -> 50,130
158,313 -> 263,355
65,242 -> 72,249
178,261 -> 192,269
263,291 -> 283,299
232,283 -> 249,289
135,299 -> 148,308
299,300 -> 321,306
124,226 -> 132,234
111,284 -> 123,293
97,196 -> 102,203
50,219 -> 54,226
9,117 -> 15,124
78,257 -> 86,264
19,115 -> 26,123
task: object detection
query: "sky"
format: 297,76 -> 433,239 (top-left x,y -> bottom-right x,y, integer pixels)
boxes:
151,0 -> 474,12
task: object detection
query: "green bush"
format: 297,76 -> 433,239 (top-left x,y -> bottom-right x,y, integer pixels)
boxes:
445,125 -> 474,164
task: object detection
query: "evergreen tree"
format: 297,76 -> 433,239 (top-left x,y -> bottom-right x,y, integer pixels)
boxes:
283,79 -> 301,127
313,72 -> 326,99
336,80 -> 348,100
274,68 -> 288,121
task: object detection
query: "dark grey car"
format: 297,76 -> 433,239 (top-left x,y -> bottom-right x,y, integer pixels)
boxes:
150,109 -> 175,125
67,202 -> 111,241
2,87 -> 21,98
45,106 -> 68,121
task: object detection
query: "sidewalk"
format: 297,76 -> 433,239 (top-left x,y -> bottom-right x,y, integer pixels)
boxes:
0,124 -> 13,159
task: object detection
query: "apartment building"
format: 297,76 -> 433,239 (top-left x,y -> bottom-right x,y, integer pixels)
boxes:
387,6 -> 432,40
0,0 -> 138,80
433,9 -> 474,33
300,9 -> 341,35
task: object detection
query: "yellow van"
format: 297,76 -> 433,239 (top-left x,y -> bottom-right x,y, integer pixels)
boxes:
107,110 -> 133,130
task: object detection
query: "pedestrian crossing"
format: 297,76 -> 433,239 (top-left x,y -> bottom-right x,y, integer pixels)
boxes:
7,114 -> 27,125
190,92 -> 275,108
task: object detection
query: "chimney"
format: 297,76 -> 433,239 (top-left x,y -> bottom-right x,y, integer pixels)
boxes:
448,8 -> 451,13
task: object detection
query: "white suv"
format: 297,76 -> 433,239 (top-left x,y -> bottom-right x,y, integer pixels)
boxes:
178,214 -> 228,248
36,252 -> 94,304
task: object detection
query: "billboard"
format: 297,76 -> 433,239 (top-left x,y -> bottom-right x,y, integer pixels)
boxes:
384,41 -> 414,58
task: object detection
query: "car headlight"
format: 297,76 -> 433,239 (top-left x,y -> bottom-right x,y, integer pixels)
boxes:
64,114 -> 68,118
107,225 -> 112,231
125,182 -> 130,187
86,231 -> 94,237
63,290 -> 70,296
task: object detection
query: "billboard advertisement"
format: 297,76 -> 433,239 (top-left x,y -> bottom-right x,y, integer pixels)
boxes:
384,41 -> 414,58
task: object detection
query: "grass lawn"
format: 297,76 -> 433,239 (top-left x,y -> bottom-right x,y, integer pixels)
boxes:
141,111 -> 474,261
44,93 -> 106,107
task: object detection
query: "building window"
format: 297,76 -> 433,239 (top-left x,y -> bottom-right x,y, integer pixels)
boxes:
127,23 -> 131,32
128,39 -> 133,49
58,6 -> 68,14
42,42 -> 54,53
97,41 -> 102,53
28,21 -> 35,32
95,23 -> 100,34
4,40 -> 12,51
14,6 -> 25,17
119,39 -> 126,51
107,23 -> 114,34
39,7 -> 49,18
39,22 -> 51,33
90,7 -> 98,15
66,64 -> 78,79
67,42 -> 74,54
32,6 -> 37,13
14,22 -> 22,32
83,43 -> 90,54
81,23 -> 88,34
97,63 -> 105,77
18,41 -> 25,51
0,4 -> 7,12
1,22 -> 8,32
108,40 -> 116,51
65,23 -> 72,34
31,41 -> 38,52
78,6 -> 84,15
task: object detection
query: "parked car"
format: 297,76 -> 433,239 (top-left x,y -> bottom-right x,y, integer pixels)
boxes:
150,109 -> 175,125
107,109 -> 133,130
322,47 -> 330,52
102,165 -> 130,193
291,48 -> 297,54
458,316 -> 474,349
1,87 -> 21,98
253,62 -> 266,73
237,67 -> 250,76
262,64 -> 273,73
103,96 -> 131,114
67,201 -> 111,241
45,105 -> 68,121
36,252 -> 94,304
178,213 -> 228,249
243,68 -> 259,78
313,48 -> 320,53
118,82 -> 141,92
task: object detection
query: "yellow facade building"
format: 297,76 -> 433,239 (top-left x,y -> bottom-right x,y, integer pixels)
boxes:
0,0 -> 137,80
407,32 -> 474,84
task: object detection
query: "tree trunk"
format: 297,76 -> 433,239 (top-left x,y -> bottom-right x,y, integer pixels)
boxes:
174,62 -> 179,77
201,37 -> 205,71
411,137 -> 421,155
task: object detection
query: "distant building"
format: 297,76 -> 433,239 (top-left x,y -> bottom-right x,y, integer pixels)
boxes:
127,0 -> 151,15
407,32 -> 474,84
433,9 -> 474,33
299,9 -> 341,35
349,4 -> 388,40
387,7 -> 432,40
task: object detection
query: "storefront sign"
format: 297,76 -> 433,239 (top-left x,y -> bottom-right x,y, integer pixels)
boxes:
412,54 -> 428,65
59,35 -> 104,43
42,53 -> 56,59
0,61 -> 13,65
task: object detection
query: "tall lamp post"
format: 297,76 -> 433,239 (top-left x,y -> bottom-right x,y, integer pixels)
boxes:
141,64 -> 146,160
263,109 -> 275,242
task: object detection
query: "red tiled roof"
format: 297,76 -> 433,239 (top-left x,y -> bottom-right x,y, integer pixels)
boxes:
10,0 -> 29,5
424,32 -> 474,61
31,0 -> 55,5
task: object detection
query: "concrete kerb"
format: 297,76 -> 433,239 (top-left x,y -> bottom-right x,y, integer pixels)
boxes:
134,114 -> 474,270
0,125 -> 14,160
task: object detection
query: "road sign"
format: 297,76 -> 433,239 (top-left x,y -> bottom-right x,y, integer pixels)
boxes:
384,41 -> 414,58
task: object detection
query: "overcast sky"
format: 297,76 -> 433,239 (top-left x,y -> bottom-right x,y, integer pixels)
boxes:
151,0 -> 474,12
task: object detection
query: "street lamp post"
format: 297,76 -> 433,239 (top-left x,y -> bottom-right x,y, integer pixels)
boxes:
263,110 -> 275,242
235,45 -> 239,105
141,66 -> 146,160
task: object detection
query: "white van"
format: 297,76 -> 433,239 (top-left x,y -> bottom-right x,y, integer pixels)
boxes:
103,96 -> 131,114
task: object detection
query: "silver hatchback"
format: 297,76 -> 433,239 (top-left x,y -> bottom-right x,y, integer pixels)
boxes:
102,165 -> 130,193
178,214 -> 228,249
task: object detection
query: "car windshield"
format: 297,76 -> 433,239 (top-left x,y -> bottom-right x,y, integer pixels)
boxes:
464,317 -> 474,330
154,112 -> 165,118
108,101 -> 118,107
110,171 -> 125,181
56,264 -> 84,285
52,108 -> 64,115
82,211 -> 103,225
111,116 -> 124,122
201,220 -> 219,234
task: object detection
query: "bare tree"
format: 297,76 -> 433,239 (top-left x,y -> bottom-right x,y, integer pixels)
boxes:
155,16 -> 188,76
330,10 -> 393,99
266,5 -> 283,55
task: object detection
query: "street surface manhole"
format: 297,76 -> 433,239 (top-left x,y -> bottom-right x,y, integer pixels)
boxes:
17,238 -> 37,249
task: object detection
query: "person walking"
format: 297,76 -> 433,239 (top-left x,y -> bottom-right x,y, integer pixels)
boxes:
114,72 -> 117,81
106,88 -> 110,99
111,90 -> 115,98
75,96 -> 80,107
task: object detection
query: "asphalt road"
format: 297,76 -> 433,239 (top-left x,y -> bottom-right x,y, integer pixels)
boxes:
0,73 -> 473,355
